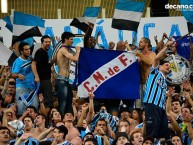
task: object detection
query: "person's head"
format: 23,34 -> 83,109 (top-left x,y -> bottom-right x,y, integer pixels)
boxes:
19,42 -> 31,58
35,114 -> 46,127
0,126 -> 10,144
118,119 -> 130,135
109,41 -> 115,50
159,60 -> 171,75
139,37 -> 151,50
171,135 -> 182,145
63,112 -> 74,123
130,131 -> 143,145
84,138 -> 98,145
61,32 -> 75,46
41,35 -> 51,51
120,106 -> 130,119
7,81 -> 16,95
115,132 -> 129,145
83,119 -> 88,129
53,125 -> 68,142
26,106 -> 38,119
171,99 -> 182,114
131,108 -> 143,123
83,132 -> 94,142
23,116 -> 34,131
116,41 -> 126,51
142,136 -> 154,145
95,118 -> 107,135
181,107 -> 192,120
88,36 -> 96,48
181,80 -> 191,92
51,111 -> 61,123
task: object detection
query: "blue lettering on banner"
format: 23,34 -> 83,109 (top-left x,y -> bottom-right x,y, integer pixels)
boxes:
118,30 -> 123,41
95,26 -> 108,49
78,29 -> 82,34
169,24 -> 181,37
143,23 -> 155,38
132,31 -> 138,45
64,26 -> 72,32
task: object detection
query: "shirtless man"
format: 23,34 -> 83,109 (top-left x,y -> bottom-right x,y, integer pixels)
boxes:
55,32 -> 80,116
134,37 -> 156,108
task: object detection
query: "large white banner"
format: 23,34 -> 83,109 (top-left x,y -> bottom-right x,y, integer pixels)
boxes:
0,17 -> 189,49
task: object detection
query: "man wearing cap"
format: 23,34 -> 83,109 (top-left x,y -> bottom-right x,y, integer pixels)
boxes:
143,41 -> 173,139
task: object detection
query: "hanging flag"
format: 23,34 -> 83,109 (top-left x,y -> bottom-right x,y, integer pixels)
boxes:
70,7 -> 100,33
2,16 -> 13,32
12,12 -> 45,44
77,48 -> 140,99
112,0 -> 145,31
0,42 -> 12,66
179,0 -> 193,24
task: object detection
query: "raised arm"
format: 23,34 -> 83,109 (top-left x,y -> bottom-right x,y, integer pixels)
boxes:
153,40 -> 173,68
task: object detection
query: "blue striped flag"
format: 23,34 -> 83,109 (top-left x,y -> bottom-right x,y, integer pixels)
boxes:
12,12 -> 45,44
179,0 -> 193,24
70,7 -> 100,32
2,16 -> 13,32
112,0 -> 145,31
77,48 -> 140,99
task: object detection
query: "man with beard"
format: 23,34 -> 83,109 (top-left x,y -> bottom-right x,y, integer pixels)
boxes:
0,126 -> 10,145
12,42 -> 38,115
143,41 -> 173,139
32,35 -> 56,116
134,37 -> 156,108
55,32 -> 80,116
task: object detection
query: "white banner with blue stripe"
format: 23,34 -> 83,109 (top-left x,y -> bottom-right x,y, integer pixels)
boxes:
77,48 -> 140,99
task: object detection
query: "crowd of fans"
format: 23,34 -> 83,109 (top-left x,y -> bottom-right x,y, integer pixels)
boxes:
0,31 -> 193,145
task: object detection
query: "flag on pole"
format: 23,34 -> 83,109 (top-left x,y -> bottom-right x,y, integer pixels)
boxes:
70,7 -> 100,33
12,12 -> 45,44
2,16 -> 13,32
179,0 -> 193,24
112,0 -> 145,31
77,48 -> 140,99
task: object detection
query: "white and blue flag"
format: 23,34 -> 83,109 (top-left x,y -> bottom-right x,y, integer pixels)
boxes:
112,0 -> 145,32
12,12 -> 45,44
77,48 -> 140,99
70,7 -> 100,33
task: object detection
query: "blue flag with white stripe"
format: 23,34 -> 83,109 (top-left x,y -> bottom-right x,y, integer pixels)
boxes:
112,0 -> 145,31
179,0 -> 193,24
12,12 -> 45,44
77,48 -> 140,99
70,7 -> 100,32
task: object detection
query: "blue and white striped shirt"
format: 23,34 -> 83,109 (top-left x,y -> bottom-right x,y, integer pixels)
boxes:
143,66 -> 167,109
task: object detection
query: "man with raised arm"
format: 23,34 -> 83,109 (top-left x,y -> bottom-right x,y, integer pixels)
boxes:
55,32 -> 80,116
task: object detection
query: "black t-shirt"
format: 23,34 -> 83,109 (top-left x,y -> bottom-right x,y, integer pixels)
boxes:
33,48 -> 51,80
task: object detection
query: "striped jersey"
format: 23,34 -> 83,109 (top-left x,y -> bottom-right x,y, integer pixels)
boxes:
143,66 -> 167,109
95,135 -> 114,145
